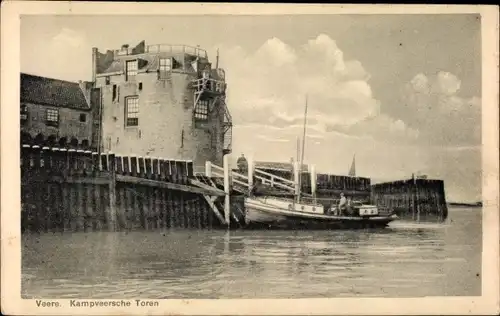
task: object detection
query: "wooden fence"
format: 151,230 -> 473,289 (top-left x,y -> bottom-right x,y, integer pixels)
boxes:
21,145 -> 226,233
249,167 -> 371,198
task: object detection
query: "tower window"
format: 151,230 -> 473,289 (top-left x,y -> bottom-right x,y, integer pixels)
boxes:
105,76 -> 110,85
125,96 -> 139,127
126,60 -> 138,81
79,113 -> 87,122
194,100 -> 209,121
159,58 -> 172,79
112,85 -> 117,101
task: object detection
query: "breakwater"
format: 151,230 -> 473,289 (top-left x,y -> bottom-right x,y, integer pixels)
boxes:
370,178 -> 448,221
21,144 -> 229,233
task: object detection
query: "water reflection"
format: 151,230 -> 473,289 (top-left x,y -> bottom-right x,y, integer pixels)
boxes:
22,208 -> 481,298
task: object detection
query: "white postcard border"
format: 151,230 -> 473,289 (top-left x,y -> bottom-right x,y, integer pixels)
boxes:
1,2 -> 498,315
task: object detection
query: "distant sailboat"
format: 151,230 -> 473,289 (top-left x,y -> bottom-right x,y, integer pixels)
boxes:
348,154 -> 356,177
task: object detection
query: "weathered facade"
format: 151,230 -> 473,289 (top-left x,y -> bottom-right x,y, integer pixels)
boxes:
93,41 -> 232,167
20,73 -> 96,149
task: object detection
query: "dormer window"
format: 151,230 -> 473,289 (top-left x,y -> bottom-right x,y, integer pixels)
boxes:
159,58 -> 172,79
126,60 -> 138,81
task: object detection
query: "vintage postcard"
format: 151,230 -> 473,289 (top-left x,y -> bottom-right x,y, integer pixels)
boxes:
1,2 -> 499,315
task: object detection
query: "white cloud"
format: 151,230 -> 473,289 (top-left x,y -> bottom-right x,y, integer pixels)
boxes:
21,27 -> 91,81
215,34 -> 411,144
256,135 -> 290,143
433,71 -> 461,95
403,71 -> 481,146
53,28 -> 86,48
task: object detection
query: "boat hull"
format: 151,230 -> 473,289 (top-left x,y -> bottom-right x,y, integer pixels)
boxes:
244,197 -> 397,230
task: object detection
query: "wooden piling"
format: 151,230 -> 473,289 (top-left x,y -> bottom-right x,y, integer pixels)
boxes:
130,156 -> 138,176
184,194 -> 191,228
82,182 -> 93,232
247,156 -> 254,194
172,193 -> 180,228
194,196 -> 202,229
144,158 -> 154,230
153,187 -> 160,229
108,152 -> 117,231
171,160 -> 179,183
293,161 -> 300,201
165,160 -> 172,182
166,191 -> 173,228
152,158 -> 159,181
223,155 -> 231,228
187,160 -> 194,178
53,180 -> 63,232
310,165 -> 317,200
91,182 -> 101,232
205,161 -> 212,178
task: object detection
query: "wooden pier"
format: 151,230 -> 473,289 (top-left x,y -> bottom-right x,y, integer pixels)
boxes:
21,144 -> 228,233
21,144 -> 449,232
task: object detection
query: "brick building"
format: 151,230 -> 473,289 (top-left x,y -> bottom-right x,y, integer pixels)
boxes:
20,73 -> 97,149
92,40 -> 232,167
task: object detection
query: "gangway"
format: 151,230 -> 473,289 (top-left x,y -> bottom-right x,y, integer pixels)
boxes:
189,155 -> 318,228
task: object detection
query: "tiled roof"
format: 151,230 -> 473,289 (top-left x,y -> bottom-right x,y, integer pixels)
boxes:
255,161 -> 308,172
20,73 -> 90,110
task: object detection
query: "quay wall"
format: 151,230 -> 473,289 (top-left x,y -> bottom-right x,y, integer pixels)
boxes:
370,179 -> 448,221
21,145 -> 226,233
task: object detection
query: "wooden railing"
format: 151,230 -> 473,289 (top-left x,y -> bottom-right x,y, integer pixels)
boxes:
192,78 -> 226,94
146,44 -> 208,58
21,144 -> 194,184
205,158 -> 302,196
254,168 -> 295,193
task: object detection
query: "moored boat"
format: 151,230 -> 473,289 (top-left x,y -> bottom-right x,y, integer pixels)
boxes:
242,95 -> 398,230
244,196 -> 398,229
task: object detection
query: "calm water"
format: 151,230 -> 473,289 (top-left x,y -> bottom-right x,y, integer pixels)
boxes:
22,207 -> 481,298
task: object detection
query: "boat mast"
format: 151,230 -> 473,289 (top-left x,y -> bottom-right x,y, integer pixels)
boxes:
298,94 -> 308,203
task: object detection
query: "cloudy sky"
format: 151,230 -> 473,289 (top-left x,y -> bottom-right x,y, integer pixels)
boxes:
21,14 -> 482,202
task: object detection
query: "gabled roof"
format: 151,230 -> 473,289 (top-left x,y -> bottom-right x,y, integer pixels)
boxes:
20,73 -> 91,110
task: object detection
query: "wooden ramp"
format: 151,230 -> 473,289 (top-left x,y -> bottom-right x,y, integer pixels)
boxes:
190,156 -> 318,228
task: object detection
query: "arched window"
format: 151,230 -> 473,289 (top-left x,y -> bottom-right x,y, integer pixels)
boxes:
81,139 -> 90,149
58,137 -> 67,148
70,137 -> 79,148
47,135 -> 57,147
21,132 -> 32,145
34,133 -> 44,145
